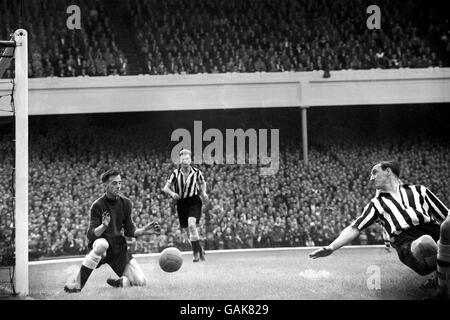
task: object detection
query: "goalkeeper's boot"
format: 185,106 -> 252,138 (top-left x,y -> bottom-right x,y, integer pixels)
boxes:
107,278 -> 124,288
64,278 -> 81,293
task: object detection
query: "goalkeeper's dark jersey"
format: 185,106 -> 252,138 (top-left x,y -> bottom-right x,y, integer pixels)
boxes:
86,194 -> 136,245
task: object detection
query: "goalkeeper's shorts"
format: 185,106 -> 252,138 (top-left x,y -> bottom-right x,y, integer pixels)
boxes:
89,236 -> 133,276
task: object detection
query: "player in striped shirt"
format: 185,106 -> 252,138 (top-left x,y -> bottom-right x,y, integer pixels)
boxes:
163,149 -> 208,262
309,160 -> 450,299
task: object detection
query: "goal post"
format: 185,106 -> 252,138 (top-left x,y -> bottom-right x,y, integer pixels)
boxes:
0,29 -> 30,296
14,28 -> 29,296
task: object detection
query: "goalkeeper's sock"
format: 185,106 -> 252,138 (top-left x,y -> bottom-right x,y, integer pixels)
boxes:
79,250 -> 102,289
79,265 -> 93,290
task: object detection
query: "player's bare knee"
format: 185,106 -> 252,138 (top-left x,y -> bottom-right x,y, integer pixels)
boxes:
412,235 -> 437,258
93,238 -> 109,255
188,217 -> 196,225
188,222 -> 196,234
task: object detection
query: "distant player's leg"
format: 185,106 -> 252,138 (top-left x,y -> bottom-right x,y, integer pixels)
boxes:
436,216 -> 450,298
64,238 -> 108,292
189,198 -> 205,262
188,217 -> 201,262
197,203 -> 205,261
107,258 -> 147,288
181,227 -> 191,247
176,200 -> 195,259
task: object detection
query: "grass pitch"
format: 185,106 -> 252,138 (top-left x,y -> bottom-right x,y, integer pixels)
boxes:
1,246 -> 431,300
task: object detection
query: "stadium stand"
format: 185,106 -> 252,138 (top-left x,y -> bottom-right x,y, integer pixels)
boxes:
1,0 -> 449,78
1,104 -> 448,262
1,0 -> 130,78
126,0 -> 449,74
1,0 -> 449,262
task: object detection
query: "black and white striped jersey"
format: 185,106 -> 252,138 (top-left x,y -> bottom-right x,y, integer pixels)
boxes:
167,166 -> 205,199
351,184 -> 448,237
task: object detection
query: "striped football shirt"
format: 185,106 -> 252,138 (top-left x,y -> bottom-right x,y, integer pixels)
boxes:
351,184 -> 449,237
167,166 -> 205,199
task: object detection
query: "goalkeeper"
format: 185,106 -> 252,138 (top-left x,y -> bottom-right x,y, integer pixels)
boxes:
64,168 -> 161,293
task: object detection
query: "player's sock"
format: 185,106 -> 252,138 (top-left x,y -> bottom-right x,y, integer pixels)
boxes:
191,240 -> 200,253
436,241 -> 450,295
199,242 -> 205,261
79,265 -> 93,289
64,265 -> 93,293
189,226 -> 201,261
79,250 -> 102,289
190,231 -> 200,252
191,240 -> 201,262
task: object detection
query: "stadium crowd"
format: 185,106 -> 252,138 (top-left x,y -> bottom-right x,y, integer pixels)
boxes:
1,0 -> 449,78
1,106 -> 448,263
0,0 -> 449,263
1,0 -> 129,78
128,0 -> 449,75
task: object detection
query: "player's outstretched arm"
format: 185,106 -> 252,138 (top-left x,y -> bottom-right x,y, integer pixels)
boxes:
134,221 -> 161,237
309,226 -> 360,259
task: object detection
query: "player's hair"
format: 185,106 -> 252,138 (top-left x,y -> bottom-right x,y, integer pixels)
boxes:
379,160 -> 400,177
101,168 -> 121,183
179,149 -> 192,156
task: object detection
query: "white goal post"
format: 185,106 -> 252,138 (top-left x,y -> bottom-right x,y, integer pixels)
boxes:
14,29 -> 29,296
0,29 -> 29,296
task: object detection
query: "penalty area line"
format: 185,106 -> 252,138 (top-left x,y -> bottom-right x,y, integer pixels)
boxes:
28,245 -> 384,266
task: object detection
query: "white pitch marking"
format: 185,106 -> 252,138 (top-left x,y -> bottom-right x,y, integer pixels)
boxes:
29,245 -> 385,266
299,269 -> 332,280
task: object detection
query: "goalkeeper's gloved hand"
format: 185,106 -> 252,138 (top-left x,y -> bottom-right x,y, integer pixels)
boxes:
102,211 -> 111,227
149,221 -> 161,234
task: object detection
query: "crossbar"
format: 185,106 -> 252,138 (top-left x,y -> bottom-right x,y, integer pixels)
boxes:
0,40 -> 15,48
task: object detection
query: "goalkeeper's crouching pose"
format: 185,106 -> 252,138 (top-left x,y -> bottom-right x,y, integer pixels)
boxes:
64,168 -> 161,292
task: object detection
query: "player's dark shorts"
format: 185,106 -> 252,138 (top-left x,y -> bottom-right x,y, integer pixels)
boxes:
176,195 -> 202,228
88,236 -> 133,277
391,222 -> 440,275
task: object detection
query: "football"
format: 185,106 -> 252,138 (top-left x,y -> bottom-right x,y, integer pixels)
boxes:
159,247 -> 183,273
